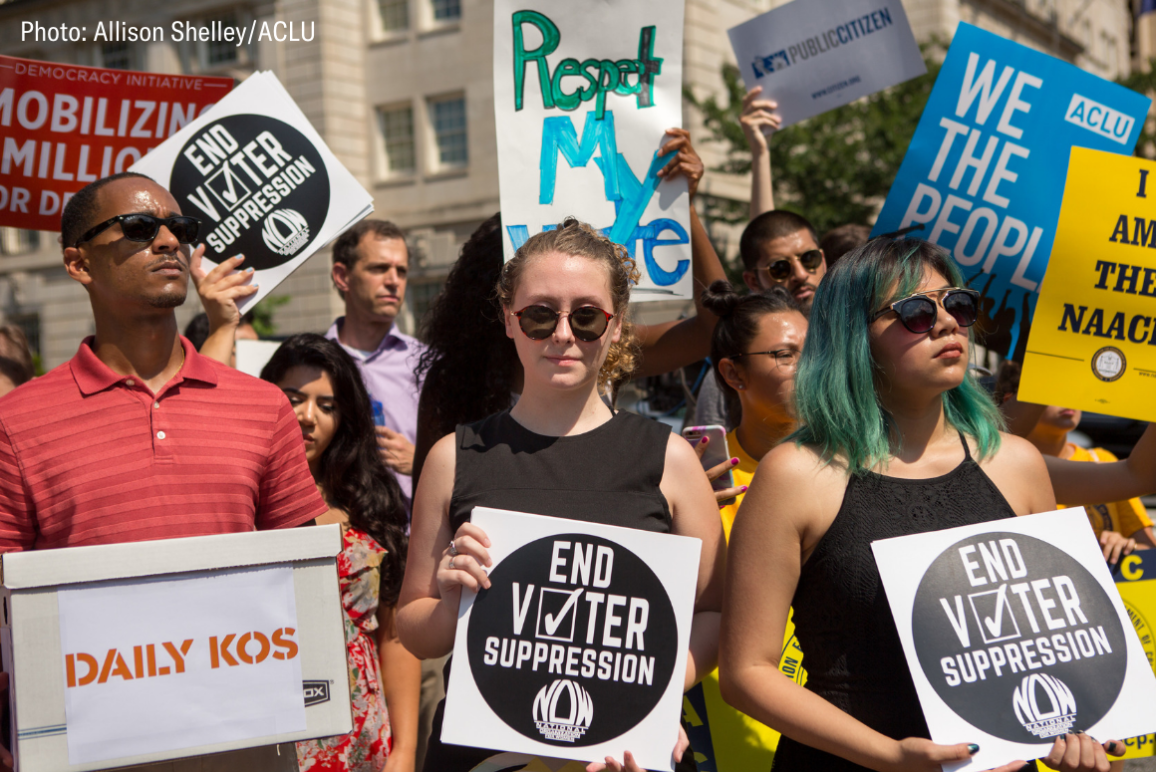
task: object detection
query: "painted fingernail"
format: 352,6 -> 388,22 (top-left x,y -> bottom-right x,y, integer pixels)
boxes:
698,436 -> 708,445
1071,730 -> 1084,735
730,457 -> 739,465
245,267 -> 254,273
740,485 -> 748,492
1018,763 -> 1035,772
967,744 -> 979,755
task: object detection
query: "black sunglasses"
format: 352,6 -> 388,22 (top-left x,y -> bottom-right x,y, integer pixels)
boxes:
758,249 -> 824,282
514,305 -> 615,342
73,213 -> 201,248
872,288 -> 980,334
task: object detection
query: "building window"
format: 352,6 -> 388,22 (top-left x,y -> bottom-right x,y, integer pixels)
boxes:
408,280 -> 444,332
377,104 -> 416,175
378,0 -> 409,31
429,95 -> 468,169
430,0 -> 461,21
0,229 -> 40,256
204,14 -> 239,66
101,41 -> 133,69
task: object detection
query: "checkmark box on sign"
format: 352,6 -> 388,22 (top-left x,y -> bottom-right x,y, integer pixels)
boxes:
968,584 -> 1022,644
535,587 -> 583,643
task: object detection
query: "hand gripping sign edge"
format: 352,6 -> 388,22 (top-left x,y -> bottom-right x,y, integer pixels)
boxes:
169,114 -> 330,271
466,533 -> 679,747
911,531 -> 1127,743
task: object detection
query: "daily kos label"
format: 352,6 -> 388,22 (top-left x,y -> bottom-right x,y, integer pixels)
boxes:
442,508 -> 700,772
57,565 -> 305,764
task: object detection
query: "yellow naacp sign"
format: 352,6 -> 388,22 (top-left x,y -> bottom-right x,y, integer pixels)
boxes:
1021,146 -> 1156,418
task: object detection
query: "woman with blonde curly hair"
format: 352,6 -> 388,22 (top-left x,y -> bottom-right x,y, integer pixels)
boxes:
397,218 -> 726,772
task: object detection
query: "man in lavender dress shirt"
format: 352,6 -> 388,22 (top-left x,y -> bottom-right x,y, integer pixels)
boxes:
326,220 -> 426,500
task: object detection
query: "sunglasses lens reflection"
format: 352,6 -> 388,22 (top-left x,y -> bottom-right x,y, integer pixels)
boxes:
570,307 -> 610,342
899,298 -> 937,334
120,215 -> 160,242
800,250 -> 823,270
518,306 -> 559,340
945,292 -> 978,327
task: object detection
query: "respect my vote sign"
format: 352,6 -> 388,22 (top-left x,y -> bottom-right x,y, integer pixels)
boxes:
494,0 -> 691,300
442,508 -> 700,771
873,510 -> 1156,770
872,23 -> 1150,359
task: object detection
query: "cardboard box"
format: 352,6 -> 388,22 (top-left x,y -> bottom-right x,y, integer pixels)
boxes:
0,525 -> 352,772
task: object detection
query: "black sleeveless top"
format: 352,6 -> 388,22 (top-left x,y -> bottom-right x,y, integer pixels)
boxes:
425,409 -> 694,772
772,436 -> 1019,772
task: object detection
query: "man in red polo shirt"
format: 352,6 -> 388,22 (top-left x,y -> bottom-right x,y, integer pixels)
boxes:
0,172 -> 327,770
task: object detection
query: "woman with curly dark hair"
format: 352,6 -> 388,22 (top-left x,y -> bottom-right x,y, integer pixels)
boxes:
261,334 -> 419,772
412,128 -> 723,483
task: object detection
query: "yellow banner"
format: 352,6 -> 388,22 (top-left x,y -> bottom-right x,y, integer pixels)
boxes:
1020,146 -> 1156,419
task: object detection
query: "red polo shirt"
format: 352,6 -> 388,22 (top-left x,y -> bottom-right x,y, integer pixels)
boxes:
0,336 -> 327,551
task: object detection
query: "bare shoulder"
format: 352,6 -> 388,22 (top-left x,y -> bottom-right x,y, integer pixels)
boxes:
754,441 -> 843,487
740,442 -> 848,542
663,430 -> 703,473
978,432 -> 1053,514
984,432 -> 1048,475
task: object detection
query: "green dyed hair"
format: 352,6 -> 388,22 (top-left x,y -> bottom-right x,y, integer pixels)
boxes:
789,238 -> 1003,475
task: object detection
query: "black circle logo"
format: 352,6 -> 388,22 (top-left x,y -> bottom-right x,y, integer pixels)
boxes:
912,532 -> 1127,742
170,114 -> 330,271
466,534 -> 678,746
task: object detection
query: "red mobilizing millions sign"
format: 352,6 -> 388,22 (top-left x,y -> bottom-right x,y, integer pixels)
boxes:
0,55 -> 233,232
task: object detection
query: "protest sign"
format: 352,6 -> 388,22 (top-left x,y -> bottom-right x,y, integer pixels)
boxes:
1114,549 -> 1156,759
872,509 -> 1156,770
727,0 -> 925,129
1019,147 -> 1156,421
493,0 -> 691,300
872,23 -> 1150,359
0,55 -> 233,231
58,565 -> 305,764
442,508 -> 700,771
131,71 -> 373,310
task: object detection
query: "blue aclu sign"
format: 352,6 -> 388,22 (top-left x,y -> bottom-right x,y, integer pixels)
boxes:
872,23 -> 1150,359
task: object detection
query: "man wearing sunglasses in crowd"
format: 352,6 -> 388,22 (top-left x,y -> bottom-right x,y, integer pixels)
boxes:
695,210 -> 828,430
0,171 -> 326,772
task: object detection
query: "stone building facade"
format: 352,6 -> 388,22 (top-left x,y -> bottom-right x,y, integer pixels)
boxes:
0,0 -> 1138,368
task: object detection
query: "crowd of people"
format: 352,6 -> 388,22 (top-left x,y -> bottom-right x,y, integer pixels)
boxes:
0,84 -> 1151,772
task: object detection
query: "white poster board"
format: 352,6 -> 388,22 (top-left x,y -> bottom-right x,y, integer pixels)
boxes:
872,509 -> 1156,770
131,71 -> 373,310
442,508 -> 701,771
235,338 -> 283,379
493,0 -> 691,300
57,565 -> 305,764
727,0 -> 925,128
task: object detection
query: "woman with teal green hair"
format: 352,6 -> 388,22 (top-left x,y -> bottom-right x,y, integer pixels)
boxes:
717,238 -> 1123,772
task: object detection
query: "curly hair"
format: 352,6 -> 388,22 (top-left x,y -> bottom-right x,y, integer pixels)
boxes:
261,334 -> 409,607
413,214 -> 520,479
495,217 -> 640,387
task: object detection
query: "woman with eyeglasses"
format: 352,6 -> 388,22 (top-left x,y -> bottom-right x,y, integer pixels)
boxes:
719,238 -> 1122,772
397,219 -> 725,772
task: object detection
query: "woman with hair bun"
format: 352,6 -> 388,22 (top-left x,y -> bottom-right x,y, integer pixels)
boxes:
689,281 -> 807,772
397,218 -> 725,772
260,334 -> 419,772
719,239 -> 1121,772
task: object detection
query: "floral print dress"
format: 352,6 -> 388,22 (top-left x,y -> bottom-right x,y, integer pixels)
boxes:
297,527 -> 392,772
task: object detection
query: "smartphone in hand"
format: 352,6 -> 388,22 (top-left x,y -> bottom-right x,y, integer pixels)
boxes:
682,424 -> 734,492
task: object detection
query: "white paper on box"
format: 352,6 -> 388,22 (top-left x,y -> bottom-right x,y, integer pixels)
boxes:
493,0 -> 691,300
727,0 -> 924,128
131,71 -> 373,311
872,509 -> 1156,770
57,565 -> 305,764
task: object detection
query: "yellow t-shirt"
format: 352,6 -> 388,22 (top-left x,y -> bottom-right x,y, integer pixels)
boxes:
686,432 -> 804,772
1058,445 -> 1154,539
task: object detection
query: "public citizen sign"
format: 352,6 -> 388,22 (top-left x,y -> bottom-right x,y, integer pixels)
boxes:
131,71 -> 372,310
442,508 -> 700,771
727,0 -> 925,129
873,509 -> 1156,770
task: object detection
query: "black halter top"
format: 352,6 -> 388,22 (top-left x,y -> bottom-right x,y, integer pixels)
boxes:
772,434 -> 1018,772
